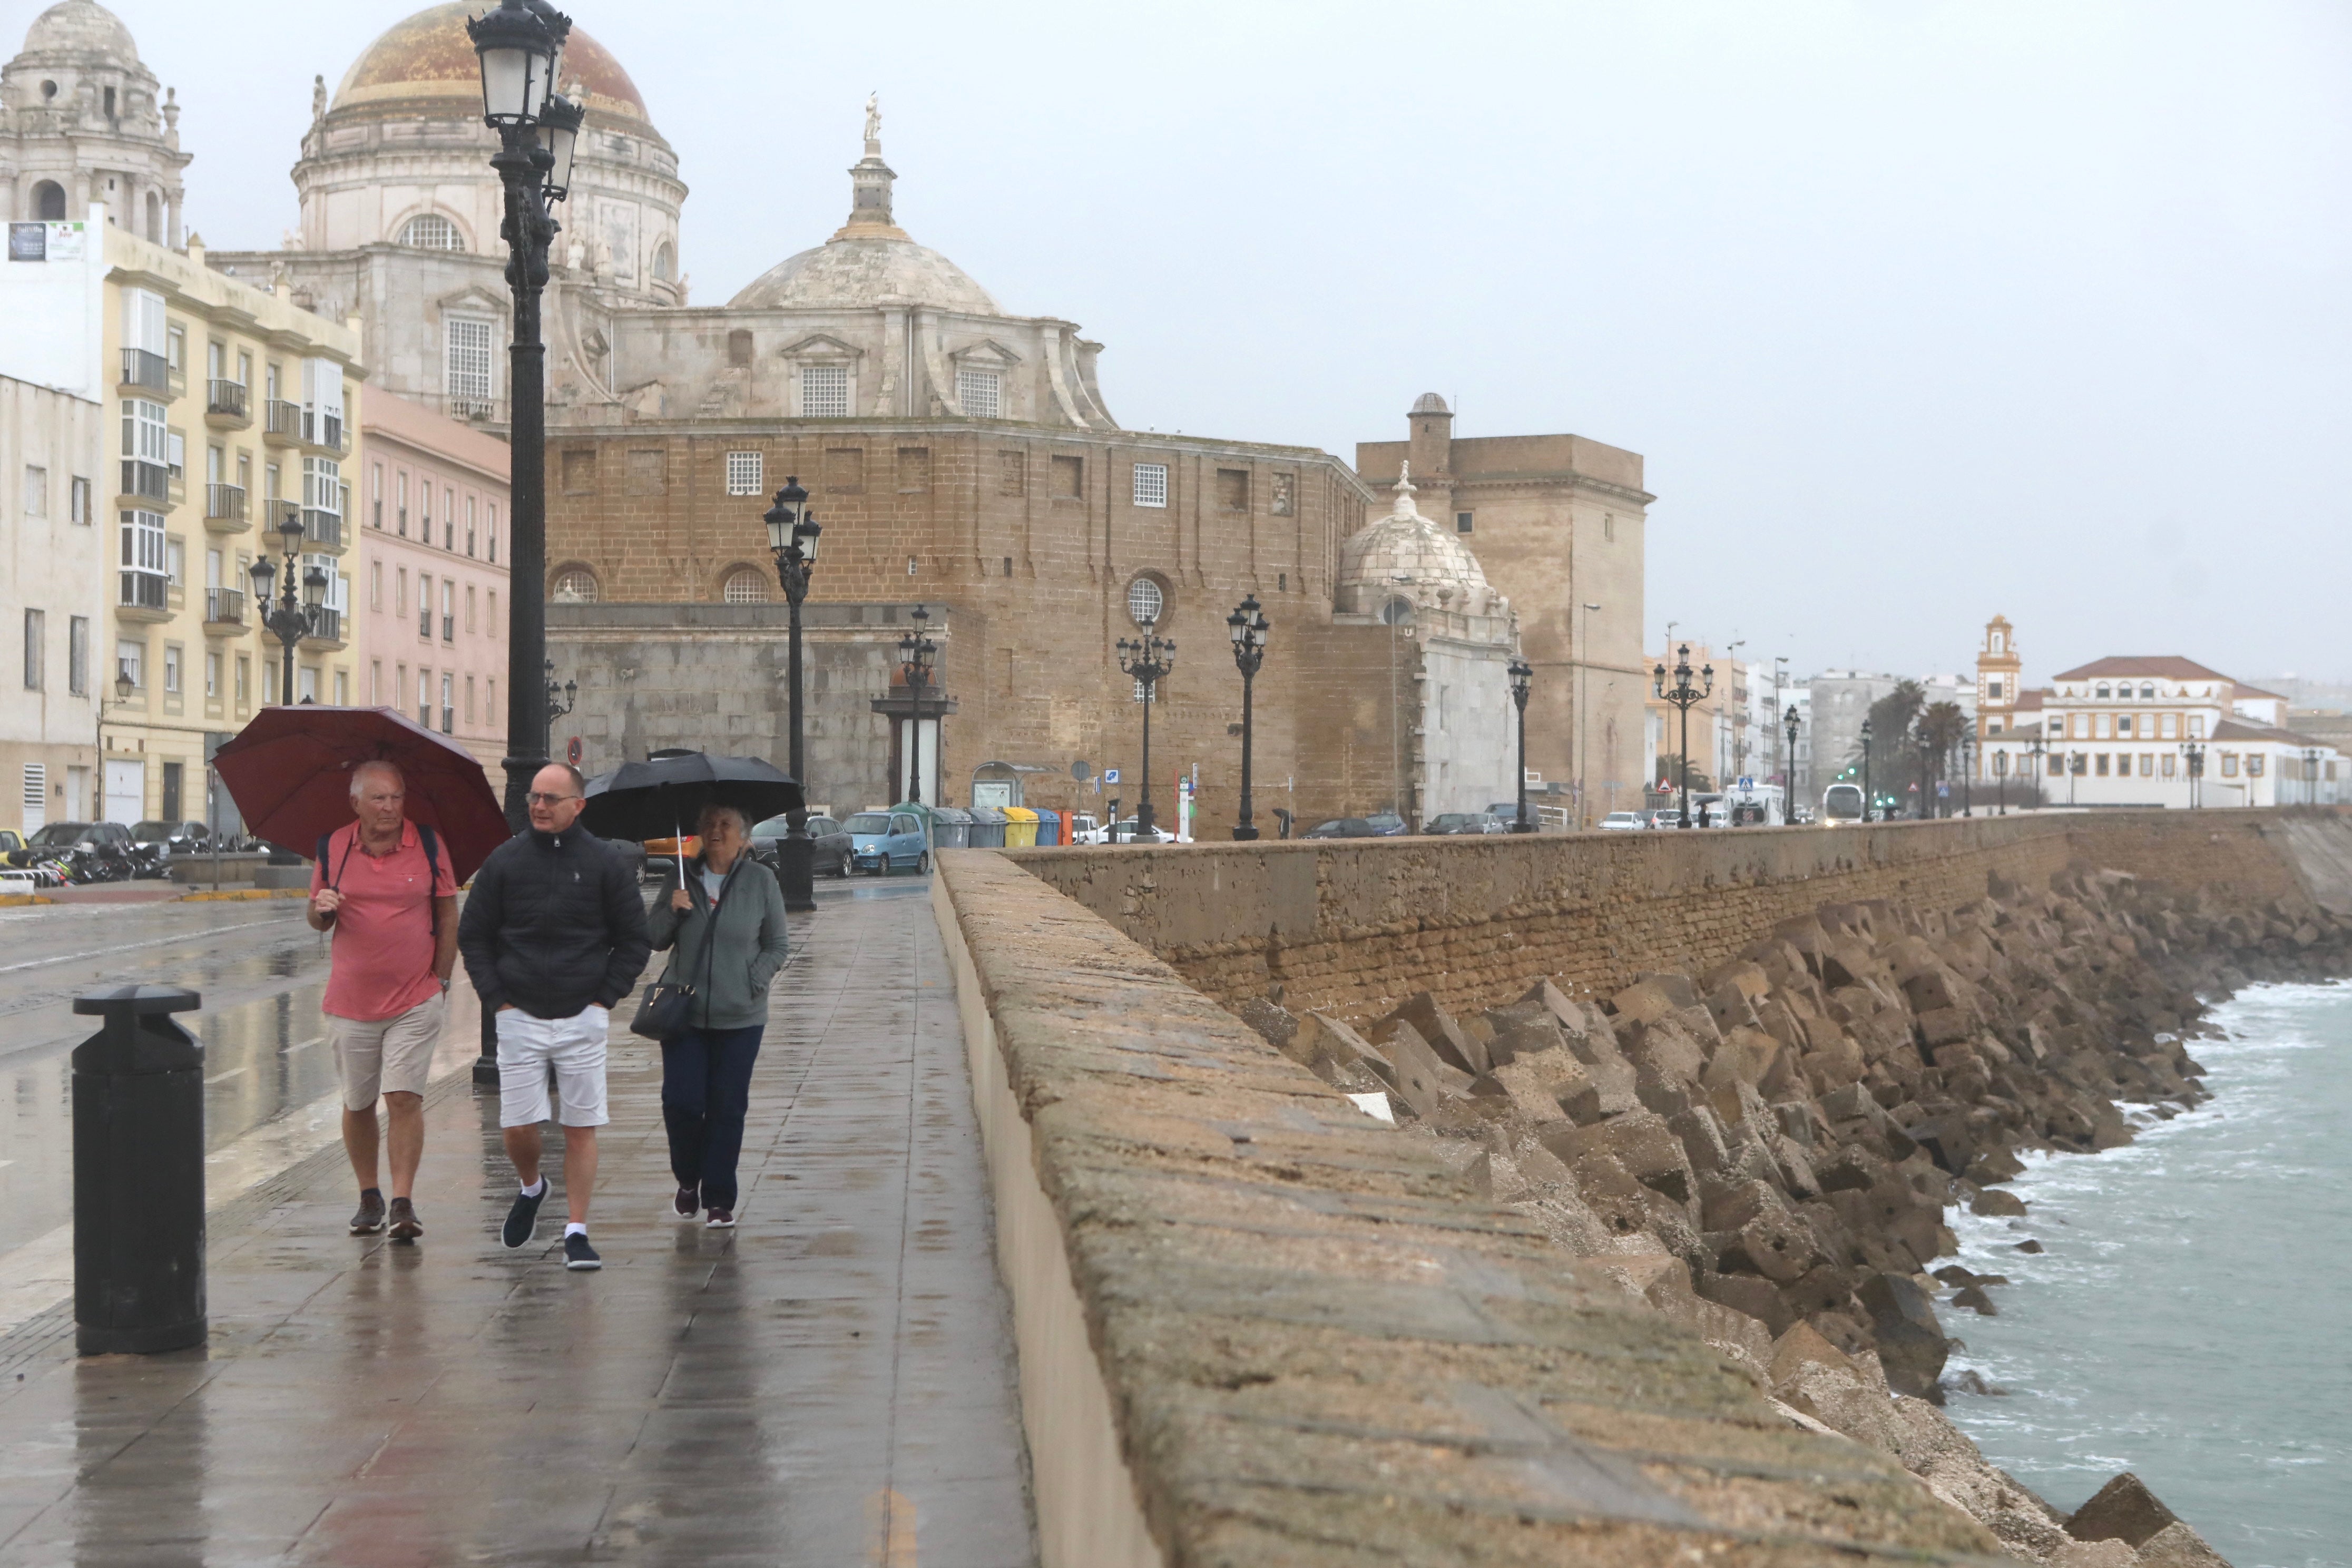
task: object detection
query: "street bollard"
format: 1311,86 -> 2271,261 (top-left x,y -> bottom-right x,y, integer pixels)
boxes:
72,985 -> 206,1356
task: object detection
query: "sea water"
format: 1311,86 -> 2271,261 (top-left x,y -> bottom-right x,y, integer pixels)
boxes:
1942,980 -> 2352,1567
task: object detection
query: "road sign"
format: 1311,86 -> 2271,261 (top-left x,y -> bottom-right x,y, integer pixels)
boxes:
565,736 -> 582,765
1737,776 -> 1753,791
1937,782 -> 1950,797
1103,768 -> 1121,785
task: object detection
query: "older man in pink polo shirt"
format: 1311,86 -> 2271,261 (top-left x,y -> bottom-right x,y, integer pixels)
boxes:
308,759 -> 459,1241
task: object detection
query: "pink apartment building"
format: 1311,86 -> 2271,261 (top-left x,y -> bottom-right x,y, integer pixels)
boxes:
359,393 -> 509,775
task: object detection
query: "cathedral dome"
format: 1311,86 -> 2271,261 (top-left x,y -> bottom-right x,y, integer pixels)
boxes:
1338,466 -> 1505,621
730,237 -> 999,315
17,0 -> 137,63
332,2 -> 650,128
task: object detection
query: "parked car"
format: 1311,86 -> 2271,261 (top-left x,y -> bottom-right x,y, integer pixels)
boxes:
14,821 -> 137,881
1066,812 -> 1106,845
749,813 -> 852,878
1105,817 -> 1175,843
1363,812 -> 1410,836
1645,808 -> 1683,829
1598,811 -> 1649,832
844,810 -> 932,875
131,819 -> 211,859
1303,817 -> 1378,838
1424,812 -> 1506,835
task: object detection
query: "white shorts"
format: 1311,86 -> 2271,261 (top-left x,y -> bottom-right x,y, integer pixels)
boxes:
328,993 -> 447,1110
496,1005 -> 611,1129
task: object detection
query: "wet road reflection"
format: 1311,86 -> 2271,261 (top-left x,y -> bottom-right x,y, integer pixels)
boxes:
0,902 -> 331,1256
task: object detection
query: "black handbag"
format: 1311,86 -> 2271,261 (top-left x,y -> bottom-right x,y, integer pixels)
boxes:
630,863 -> 721,1042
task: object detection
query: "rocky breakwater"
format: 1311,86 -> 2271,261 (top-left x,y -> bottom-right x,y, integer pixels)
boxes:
1241,860 -> 2352,1565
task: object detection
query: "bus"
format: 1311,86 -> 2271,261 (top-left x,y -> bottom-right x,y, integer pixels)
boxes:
1821,782 -> 1866,825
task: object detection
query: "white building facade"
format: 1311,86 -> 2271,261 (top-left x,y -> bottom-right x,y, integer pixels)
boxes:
0,373 -> 103,830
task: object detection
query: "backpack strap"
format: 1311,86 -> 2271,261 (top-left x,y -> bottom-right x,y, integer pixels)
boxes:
417,821 -> 441,887
318,826 -> 359,891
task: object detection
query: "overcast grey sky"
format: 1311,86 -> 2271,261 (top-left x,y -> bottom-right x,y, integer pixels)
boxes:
48,0 -> 2352,690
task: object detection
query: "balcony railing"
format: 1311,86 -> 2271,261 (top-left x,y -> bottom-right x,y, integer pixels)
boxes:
303,606 -> 342,644
308,411 -> 344,453
442,614 -> 455,643
440,706 -> 455,736
205,380 -> 248,421
204,587 -> 245,626
205,483 -> 247,524
120,348 -> 169,394
263,400 -> 303,442
301,509 -> 344,550
119,570 -> 168,612
119,459 -> 169,501
418,607 -> 431,640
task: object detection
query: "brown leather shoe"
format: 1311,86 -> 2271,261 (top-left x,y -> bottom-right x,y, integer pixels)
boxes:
387,1197 -> 423,1242
349,1191 -> 386,1235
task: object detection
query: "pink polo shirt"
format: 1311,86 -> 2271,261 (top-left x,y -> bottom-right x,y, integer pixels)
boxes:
310,819 -> 457,1022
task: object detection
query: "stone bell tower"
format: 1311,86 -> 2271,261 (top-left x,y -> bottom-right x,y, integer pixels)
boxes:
1977,615 -> 2021,737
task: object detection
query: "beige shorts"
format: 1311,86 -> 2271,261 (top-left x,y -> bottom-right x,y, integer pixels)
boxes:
328,992 -> 447,1109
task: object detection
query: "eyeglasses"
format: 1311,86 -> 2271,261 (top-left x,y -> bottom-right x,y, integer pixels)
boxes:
525,791 -> 580,806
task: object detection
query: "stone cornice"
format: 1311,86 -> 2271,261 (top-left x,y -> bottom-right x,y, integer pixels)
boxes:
1362,467 -> 1655,507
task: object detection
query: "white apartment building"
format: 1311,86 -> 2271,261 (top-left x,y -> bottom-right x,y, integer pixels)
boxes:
0,373 -> 104,830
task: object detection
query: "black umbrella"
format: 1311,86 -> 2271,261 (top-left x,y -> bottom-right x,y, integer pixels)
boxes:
581,749 -> 804,873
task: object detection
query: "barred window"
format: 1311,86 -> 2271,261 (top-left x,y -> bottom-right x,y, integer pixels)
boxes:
552,566 -> 599,602
725,450 -> 764,496
800,365 -> 850,418
722,568 -> 768,604
402,214 -> 464,251
1132,462 -> 1168,508
446,318 -> 496,414
1125,576 -> 1163,628
957,368 -> 1000,419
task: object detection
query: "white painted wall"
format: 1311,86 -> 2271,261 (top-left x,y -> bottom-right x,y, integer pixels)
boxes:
0,207 -> 106,396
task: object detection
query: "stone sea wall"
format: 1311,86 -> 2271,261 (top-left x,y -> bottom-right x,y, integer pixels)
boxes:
1006,811 -> 2317,1022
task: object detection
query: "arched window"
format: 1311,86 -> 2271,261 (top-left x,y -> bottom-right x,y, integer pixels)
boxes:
721,568 -> 768,604
2140,683 -> 2155,699
1125,575 -> 1164,628
651,241 -> 675,282
550,565 -> 599,603
1380,596 -> 1415,626
33,180 -> 65,221
2095,684 -> 2111,699
400,214 -> 464,251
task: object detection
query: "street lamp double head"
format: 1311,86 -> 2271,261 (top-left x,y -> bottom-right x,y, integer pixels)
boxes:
1860,717 -> 1874,822
763,475 -> 824,907
898,605 -> 938,807
1116,619 -> 1175,838
1782,704 -> 1800,822
2181,741 -> 2205,808
1652,643 -> 1711,829
247,506 -> 325,705
1508,658 -> 1535,833
1226,595 -> 1269,841
543,659 -> 576,755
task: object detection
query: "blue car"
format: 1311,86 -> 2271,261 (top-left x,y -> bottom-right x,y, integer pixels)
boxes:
844,810 -> 930,875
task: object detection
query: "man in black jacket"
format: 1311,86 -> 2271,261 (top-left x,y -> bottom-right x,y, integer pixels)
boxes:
457,762 -> 651,1271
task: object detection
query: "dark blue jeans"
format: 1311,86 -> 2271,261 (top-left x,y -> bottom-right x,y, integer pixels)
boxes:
660,1024 -> 764,1211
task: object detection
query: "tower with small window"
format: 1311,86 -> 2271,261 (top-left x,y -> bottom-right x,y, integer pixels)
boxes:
1977,615 -> 2021,737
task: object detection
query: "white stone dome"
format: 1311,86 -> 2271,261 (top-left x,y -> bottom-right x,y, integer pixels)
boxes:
730,235 -> 998,315
1338,465 -> 1503,620
18,0 -> 136,63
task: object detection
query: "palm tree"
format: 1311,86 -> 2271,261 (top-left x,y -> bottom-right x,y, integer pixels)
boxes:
1919,701 -> 1968,817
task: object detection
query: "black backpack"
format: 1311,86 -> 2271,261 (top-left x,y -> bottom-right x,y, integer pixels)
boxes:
317,821 -> 442,893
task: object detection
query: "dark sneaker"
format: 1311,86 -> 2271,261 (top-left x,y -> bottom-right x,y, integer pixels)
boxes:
672,1186 -> 699,1220
704,1208 -> 736,1229
350,1190 -> 386,1236
503,1185 -> 546,1250
387,1197 -> 422,1242
563,1232 -> 602,1271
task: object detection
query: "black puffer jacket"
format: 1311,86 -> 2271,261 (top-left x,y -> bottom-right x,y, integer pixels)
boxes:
457,824 -> 652,1020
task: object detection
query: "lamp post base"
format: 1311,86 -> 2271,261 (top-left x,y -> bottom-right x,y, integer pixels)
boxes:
779,832 -> 816,913
1231,824 -> 1259,841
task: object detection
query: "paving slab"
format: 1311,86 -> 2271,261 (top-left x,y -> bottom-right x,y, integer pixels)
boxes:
0,877 -> 1036,1567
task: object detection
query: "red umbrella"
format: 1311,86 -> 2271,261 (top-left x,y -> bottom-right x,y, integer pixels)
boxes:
212,706 -> 510,883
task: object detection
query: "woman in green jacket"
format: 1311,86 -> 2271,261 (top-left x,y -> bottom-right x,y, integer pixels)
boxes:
647,802 -> 791,1228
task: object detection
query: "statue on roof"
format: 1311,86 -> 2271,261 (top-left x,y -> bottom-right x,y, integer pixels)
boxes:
864,93 -> 880,146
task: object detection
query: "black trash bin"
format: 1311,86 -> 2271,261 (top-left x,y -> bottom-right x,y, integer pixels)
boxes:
73,984 -> 206,1356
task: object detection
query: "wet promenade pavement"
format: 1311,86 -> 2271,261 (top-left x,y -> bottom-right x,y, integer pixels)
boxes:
0,877 -> 1036,1566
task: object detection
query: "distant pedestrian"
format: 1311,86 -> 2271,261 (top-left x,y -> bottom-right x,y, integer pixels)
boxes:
308,760 -> 456,1242
457,762 -> 651,1271
647,803 -> 790,1229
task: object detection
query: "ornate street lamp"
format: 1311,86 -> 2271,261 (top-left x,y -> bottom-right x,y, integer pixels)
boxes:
1994,745 -> 2009,816
248,507 -> 322,704
2024,729 -> 2046,810
1116,618 -> 1175,839
765,476 -> 820,909
1508,658 -> 1535,832
1653,644 -> 1711,829
1782,704 -> 1801,824
469,0 -> 577,830
1226,594 -> 1269,840
2304,746 -> 2320,807
543,659 -> 576,757
898,605 -> 938,807
1961,730 -> 1974,817
1860,717 -> 1874,823
2181,741 -> 2204,809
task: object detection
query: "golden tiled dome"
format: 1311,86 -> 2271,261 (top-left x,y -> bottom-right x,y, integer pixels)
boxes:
333,2 -> 648,126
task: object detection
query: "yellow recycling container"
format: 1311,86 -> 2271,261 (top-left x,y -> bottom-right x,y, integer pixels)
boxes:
1002,806 -> 1040,848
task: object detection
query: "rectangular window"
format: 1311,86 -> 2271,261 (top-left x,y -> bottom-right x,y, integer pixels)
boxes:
444,487 -> 454,550
163,643 -> 181,694
801,365 -> 850,418
396,567 -> 408,617
2140,753 -> 2155,777
2095,753 -> 2110,776
440,672 -> 454,733
2093,713 -> 2111,739
396,470 -> 408,535
1132,462 -> 1168,508
70,475 -> 90,524
1052,455 -> 1083,499
417,670 -> 431,728
418,573 -> 432,638
370,559 -> 383,609
446,317 -> 496,414
23,465 -> 46,517
371,463 -> 384,528
487,590 -> 497,632
955,367 -> 999,419
466,495 -> 477,555
68,616 -> 87,695
334,670 -> 348,706
264,462 -> 280,502
2047,752 -> 2064,778
369,660 -> 381,704
2247,754 -> 2265,778
1987,679 -> 2003,700
164,535 -> 184,588
466,584 -> 476,633
419,477 -> 433,530
2117,714 -> 2133,737
2161,712 -> 2178,738
118,509 -> 166,606
1216,468 -> 1249,513
466,673 -> 476,723
205,650 -> 220,699
724,450 -> 763,496
442,581 -> 454,642
22,609 -> 43,690
122,397 -> 168,462
166,324 -> 184,373
1604,513 -> 1616,542
299,665 -> 318,704
116,638 -> 143,689
235,654 -> 248,705
2190,715 -> 2205,739
2162,752 -> 2177,778
2221,753 -> 2239,777
487,503 -> 497,563
1456,511 -> 1474,534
